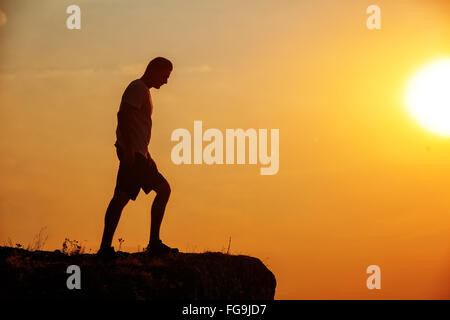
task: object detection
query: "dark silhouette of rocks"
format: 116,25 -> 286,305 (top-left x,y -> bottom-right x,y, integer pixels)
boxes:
0,246 -> 276,300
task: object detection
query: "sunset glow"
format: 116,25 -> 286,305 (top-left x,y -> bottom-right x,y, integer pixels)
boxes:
406,59 -> 450,136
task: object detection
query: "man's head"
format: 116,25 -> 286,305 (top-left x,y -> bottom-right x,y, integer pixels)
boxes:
142,57 -> 173,89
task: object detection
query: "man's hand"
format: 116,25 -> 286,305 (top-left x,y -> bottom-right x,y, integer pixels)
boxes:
122,147 -> 136,166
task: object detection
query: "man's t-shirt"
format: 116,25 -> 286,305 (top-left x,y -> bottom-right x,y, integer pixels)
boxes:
115,79 -> 153,157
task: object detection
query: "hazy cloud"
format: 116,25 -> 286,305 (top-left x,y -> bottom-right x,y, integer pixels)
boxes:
0,66 -> 96,81
0,63 -> 215,82
115,63 -> 214,75
114,63 -> 145,76
181,65 -> 212,73
0,10 -> 6,27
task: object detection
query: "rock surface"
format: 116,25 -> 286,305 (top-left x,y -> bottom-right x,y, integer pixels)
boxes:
0,246 -> 276,300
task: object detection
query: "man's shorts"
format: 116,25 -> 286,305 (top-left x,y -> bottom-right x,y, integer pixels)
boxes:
114,146 -> 168,201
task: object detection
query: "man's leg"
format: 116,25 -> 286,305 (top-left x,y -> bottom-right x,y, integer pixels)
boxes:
149,181 -> 171,244
100,190 -> 130,249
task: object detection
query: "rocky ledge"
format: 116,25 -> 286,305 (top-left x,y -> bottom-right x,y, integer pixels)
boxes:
0,246 -> 276,300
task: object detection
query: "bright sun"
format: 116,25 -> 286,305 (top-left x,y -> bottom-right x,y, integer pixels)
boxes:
405,59 -> 450,136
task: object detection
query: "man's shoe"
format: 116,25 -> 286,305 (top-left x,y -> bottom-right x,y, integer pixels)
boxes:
145,239 -> 179,256
96,246 -> 116,259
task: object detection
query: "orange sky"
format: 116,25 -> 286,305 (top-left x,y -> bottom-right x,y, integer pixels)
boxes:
1,0 -> 450,299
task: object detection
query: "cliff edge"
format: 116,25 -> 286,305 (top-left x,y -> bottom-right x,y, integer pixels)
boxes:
0,246 -> 276,300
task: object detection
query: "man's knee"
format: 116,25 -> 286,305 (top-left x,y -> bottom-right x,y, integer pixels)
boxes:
112,190 -> 130,207
155,182 -> 171,199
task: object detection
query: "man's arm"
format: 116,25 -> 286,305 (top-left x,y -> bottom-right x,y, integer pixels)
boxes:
117,81 -> 147,164
117,102 -> 137,165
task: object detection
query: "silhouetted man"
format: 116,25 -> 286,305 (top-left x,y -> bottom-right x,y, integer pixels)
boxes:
98,57 -> 178,257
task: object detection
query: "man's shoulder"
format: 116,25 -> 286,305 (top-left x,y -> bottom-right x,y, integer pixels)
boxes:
127,78 -> 148,90
122,79 -> 148,100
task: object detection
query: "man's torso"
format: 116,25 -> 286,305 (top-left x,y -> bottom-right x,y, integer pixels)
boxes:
115,79 -> 153,156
